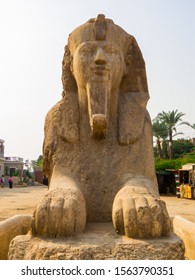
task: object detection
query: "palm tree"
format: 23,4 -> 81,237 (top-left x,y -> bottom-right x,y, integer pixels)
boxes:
156,110 -> 185,159
152,119 -> 168,159
185,123 -> 195,130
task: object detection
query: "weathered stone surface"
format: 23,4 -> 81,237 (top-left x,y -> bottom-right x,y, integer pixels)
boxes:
8,223 -> 184,260
0,215 -> 31,260
29,14 -> 171,240
172,216 -> 195,260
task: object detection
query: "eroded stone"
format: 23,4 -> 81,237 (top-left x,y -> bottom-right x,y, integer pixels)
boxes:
30,14 -> 171,239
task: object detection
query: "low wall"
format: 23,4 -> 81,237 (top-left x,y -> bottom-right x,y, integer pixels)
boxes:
0,215 -> 32,260
172,216 -> 195,260
0,215 -> 195,260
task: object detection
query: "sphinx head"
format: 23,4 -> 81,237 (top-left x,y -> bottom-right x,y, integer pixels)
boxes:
62,14 -> 149,139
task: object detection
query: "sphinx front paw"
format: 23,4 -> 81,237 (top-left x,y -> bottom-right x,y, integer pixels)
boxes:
112,186 -> 171,238
31,188 -> 86,238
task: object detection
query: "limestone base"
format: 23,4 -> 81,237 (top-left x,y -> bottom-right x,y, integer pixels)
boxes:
8,223 -> 185,260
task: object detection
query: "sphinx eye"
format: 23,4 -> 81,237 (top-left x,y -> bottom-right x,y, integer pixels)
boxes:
80,46 -> 94,57
106,47 -> 118,54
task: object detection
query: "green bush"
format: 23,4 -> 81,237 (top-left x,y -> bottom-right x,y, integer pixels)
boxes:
155,153 -> 195,171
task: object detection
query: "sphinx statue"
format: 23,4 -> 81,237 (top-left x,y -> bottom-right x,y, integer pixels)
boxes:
31,14 -> 171,239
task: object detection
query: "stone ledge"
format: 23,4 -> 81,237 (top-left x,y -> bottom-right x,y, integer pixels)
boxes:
8,223 -> 184,260
172,216 -> 195,260
0,215 -> 32,260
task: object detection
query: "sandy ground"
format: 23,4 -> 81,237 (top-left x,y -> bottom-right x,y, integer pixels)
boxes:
0,185 -> 48,222
0,185 -> 195,223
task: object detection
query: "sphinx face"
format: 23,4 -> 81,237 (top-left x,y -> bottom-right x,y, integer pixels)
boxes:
72,40 -> 125,138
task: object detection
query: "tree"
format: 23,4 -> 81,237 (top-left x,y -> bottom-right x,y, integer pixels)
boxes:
156,110 -> 185,159
152,118 -> 168,159
31,155 -> 43,168
190,124 -> 195,130
185,122 -> 195,130
173,138 -> 194,158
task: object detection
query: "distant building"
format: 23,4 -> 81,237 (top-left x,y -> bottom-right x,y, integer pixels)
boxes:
191,138 -> 195,145
156,170 -> 176,194
0,139 -> 5,176
4,156 -> 24,176
33,167 -> 44,185
178,163 -> 195,186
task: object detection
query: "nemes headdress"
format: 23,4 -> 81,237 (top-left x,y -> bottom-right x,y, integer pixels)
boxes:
61,14 -> 150,145
68,14 -> 129,55
65,14 -> 148,95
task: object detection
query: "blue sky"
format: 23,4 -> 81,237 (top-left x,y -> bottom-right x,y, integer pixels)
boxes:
0,0 -> 195,160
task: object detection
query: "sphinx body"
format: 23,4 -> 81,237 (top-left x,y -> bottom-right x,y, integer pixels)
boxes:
32,15 -> 171,239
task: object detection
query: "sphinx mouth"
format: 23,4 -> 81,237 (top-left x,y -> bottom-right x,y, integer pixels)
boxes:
90,67 -> 110,81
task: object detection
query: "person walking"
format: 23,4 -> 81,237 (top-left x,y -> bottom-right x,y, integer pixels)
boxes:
8,175 -> 13,188
0,175 -> 4,188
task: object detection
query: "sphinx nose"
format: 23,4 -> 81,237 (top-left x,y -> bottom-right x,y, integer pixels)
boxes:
94,48 -> 107,65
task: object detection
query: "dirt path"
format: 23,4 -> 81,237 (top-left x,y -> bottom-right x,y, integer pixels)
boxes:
0,185 -> 195,223
161,195 -> 195,223
0,185 -> 48,221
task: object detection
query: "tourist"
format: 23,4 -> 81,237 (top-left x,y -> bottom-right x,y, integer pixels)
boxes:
8,175 -> 13,188
0,175 -> 4,188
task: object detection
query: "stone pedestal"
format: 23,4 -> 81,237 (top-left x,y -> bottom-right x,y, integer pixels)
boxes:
8,223 -> 185,260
